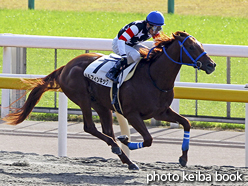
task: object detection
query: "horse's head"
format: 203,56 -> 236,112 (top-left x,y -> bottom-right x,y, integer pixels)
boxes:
171,31 -> 216,74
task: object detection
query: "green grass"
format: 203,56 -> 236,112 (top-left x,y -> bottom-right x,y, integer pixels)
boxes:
190,121 -> 245,131
1,0 -> 248,18
0,9 -> 248,122
1,10 -> 247,44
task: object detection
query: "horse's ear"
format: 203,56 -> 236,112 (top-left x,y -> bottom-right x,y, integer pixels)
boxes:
172,32 -> 180,40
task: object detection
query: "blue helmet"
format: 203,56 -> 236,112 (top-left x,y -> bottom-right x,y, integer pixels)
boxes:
146,11 -> 165,26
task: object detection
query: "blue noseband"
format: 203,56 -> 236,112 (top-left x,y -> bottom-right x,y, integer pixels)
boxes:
147,35 -> 207,92
163,35 -> 207,69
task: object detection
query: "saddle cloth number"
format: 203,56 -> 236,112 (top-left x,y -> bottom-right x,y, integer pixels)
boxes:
84,54 -> 136,88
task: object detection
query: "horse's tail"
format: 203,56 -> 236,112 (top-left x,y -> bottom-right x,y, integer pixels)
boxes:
2,66 -> 65,125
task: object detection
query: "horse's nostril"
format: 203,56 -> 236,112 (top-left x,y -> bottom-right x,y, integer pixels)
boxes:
207,63 -> 216,68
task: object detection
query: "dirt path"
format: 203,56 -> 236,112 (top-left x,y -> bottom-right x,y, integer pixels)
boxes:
0,151 -> 247,185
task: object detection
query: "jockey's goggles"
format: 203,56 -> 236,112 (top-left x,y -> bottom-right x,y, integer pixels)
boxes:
151,25 -> 162,33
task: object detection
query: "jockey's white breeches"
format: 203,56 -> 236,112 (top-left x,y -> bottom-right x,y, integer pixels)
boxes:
112,37 -> 148,65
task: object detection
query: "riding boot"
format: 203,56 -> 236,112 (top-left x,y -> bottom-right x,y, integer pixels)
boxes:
106,58 -> 127,83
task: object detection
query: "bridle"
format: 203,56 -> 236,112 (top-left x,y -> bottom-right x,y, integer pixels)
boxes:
163,35 -> 207,69
148,35 -> 207,92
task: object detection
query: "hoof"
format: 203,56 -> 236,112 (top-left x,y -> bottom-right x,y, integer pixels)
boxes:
179,156 -> 187,167
111,146 -> 122,155
117,135 -> 129,145
128,163 -> 139,170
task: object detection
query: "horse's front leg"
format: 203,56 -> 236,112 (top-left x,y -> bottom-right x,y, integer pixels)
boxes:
155,107 -> 191,167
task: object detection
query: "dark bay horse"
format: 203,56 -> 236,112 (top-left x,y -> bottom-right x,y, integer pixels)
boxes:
3,31 -> 216,170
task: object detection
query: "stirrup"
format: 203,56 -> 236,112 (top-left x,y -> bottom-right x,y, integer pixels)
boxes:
106,73 -> 119,83
112,76 -> 119,83
106,72 -> 116,81
106,59 -> 124,82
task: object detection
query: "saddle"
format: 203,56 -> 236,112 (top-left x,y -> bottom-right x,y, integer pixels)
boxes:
84,54 -> 139,114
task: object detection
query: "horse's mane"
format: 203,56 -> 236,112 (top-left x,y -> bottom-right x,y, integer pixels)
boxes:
140,31 -> 189,61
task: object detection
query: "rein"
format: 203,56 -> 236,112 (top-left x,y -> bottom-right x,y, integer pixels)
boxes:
147,35 -> 206,93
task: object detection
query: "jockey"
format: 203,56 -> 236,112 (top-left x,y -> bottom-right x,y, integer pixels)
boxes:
106,11 -> 165,83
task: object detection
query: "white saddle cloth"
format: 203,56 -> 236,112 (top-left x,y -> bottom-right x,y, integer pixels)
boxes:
84,54 -> 136,88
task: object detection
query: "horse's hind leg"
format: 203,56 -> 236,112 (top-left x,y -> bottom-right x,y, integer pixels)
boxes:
77,97 -> 138,169
155,107 -> 191,167
80,102 -> 119,152
92,104 -> 139,170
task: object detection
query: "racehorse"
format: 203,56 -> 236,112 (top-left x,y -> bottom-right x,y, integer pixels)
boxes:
3,31 -> 216,170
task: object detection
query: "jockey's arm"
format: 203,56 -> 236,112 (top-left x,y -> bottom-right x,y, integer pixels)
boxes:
117,25 -> 139,58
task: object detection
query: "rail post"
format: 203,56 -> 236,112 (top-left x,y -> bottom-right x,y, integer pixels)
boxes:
168,0 -> 174,14
170,72 -> 180,128
28,0 -> 35,9
245,103 -> 248,167
1,47 -> 11,118
58,92 -> 68,157
10,47 -> 26,109
245,84 -> 248,167
227,57 -> 231,118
